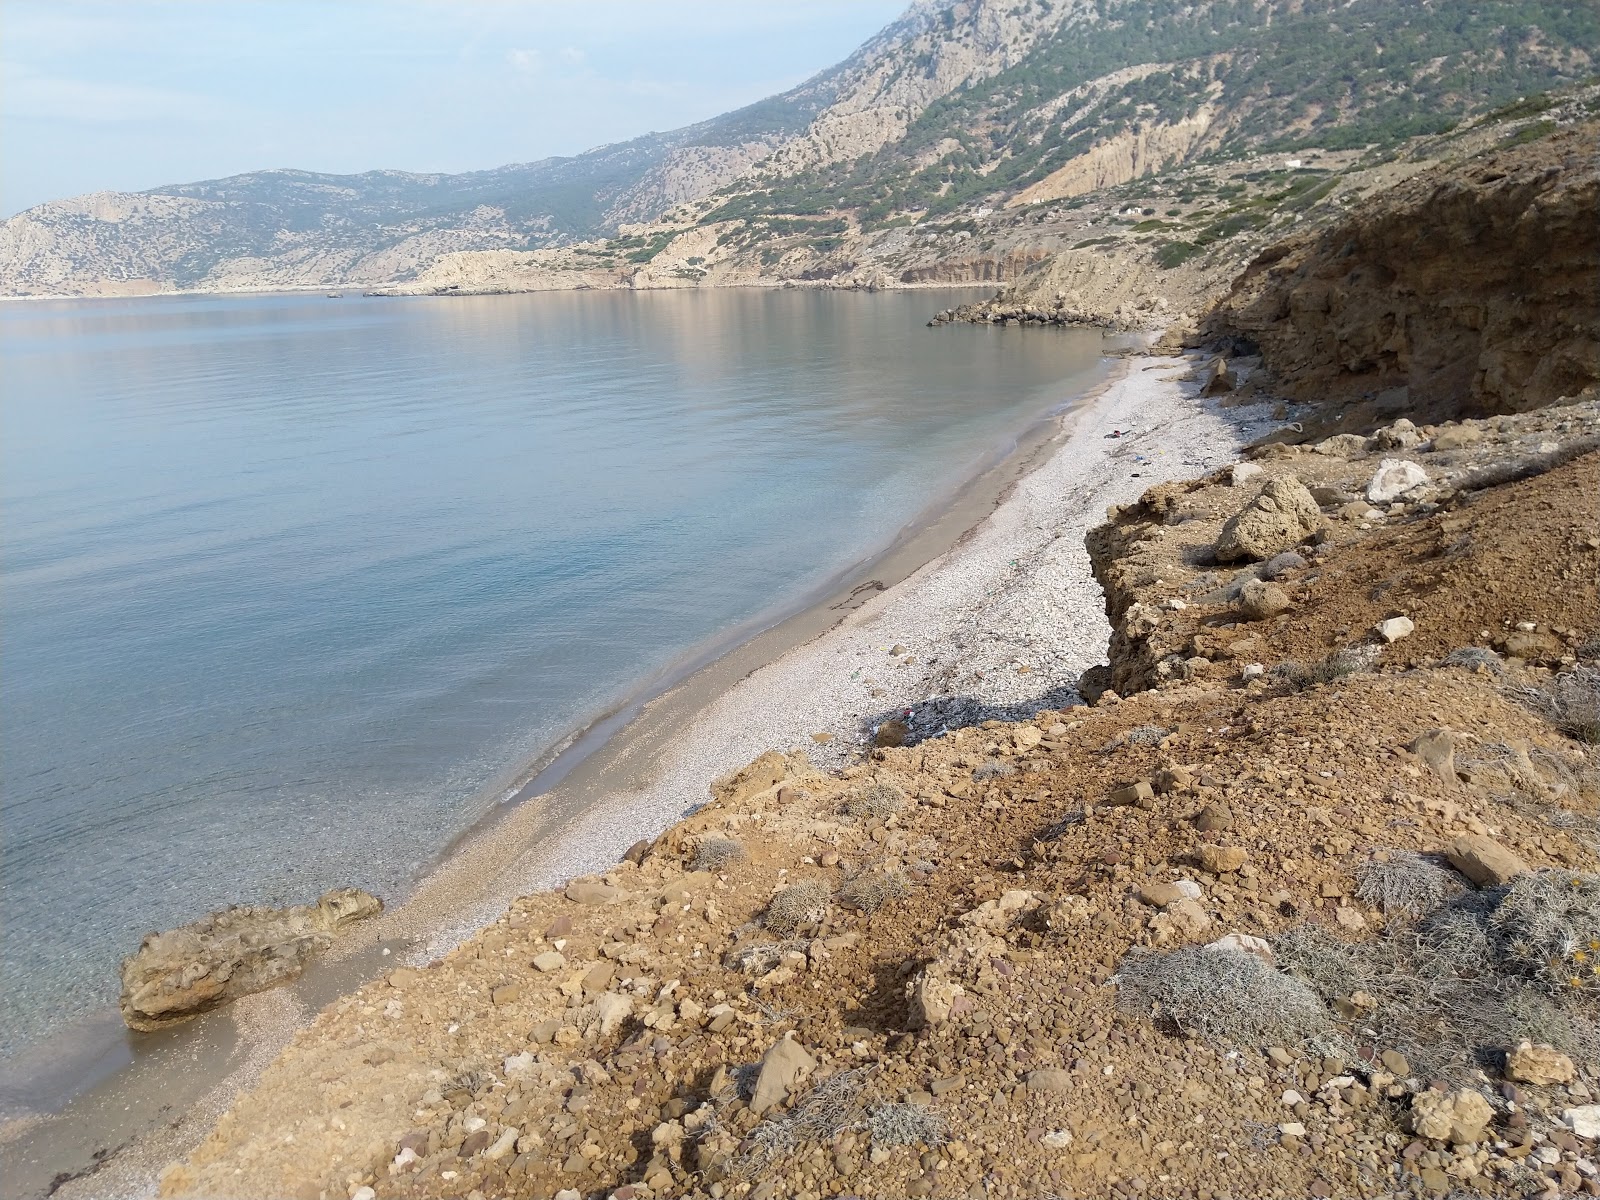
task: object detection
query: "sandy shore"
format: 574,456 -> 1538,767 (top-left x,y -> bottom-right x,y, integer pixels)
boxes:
23,349 -> 1291,1199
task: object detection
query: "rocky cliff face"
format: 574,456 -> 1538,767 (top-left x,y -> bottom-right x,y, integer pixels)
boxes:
1204,124 -> 1600,419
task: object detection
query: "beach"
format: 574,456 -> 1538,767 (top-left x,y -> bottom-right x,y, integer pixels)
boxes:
19,347 -> 1292,1199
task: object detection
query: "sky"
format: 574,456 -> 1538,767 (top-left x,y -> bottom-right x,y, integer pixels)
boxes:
0,0 -> 910,217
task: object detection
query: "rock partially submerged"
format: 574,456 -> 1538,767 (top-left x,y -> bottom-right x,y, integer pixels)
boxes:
120,887 -> 381,1030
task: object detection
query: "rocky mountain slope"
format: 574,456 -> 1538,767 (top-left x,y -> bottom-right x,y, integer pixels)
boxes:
0,0 -> 1078,297
6,0 -> 1597,298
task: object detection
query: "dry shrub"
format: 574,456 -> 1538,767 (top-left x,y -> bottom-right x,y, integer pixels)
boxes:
1354,851 -> 1458,919
972,760 -> 1016,782
866,1102 -> 946,1148
1275,876 -> 1600,1085
1113,946 -> 1331,1044
842,780 -> 904,820
692,836 -> 746,873
1272,646 -> 1377,691
763,880 -> 832,937
1491,869 -> 1600,993
839,868 -> 911,914
1443,646 -> 1505,675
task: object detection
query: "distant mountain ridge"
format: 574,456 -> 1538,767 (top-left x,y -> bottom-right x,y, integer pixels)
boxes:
3,0 -> 1596,297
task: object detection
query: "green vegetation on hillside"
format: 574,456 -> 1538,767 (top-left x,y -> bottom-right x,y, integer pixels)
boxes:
702,0 -> 1598,230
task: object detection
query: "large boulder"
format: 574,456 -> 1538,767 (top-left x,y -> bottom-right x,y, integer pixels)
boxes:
1214,477 -> 1323,562
119,887 -> 382,1030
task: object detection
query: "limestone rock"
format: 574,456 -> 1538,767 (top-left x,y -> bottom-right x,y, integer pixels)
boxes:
1564,1105 -> 1600,1140
1230,461 -> 1264,487
119,888 -> 382,1031
1196,844 -> 1248,874
907,965 -> 968,1028
1215,477 -> 1324,562
1411,1088 -> 1494,1144
1366,458 -> 1429,504
749,1034 -> 817,1116
1506,1041 -> 1575,1086
1375,616 -> 1414,643
565,882 -> 624,906
1026,1068 -> 1073,1094
1444,834 -> 1530,887
1238,579 -> 1291,621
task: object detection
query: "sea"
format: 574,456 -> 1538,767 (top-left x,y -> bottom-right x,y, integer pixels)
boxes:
0,286 -> 1105,1079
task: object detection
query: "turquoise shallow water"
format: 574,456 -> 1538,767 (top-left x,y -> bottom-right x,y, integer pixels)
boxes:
0,287 -> 1104,1063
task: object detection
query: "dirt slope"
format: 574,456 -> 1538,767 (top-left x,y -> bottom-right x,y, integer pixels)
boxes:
1203,124 -> 1600,420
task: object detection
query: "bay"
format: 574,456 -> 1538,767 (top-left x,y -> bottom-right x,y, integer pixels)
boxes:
0,287 -> 1104,1066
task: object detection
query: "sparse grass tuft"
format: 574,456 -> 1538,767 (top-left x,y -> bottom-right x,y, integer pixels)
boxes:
691,836 -> 746,873
1113,946 -> 1331,1044
1355,851 -> 1458,919
839,867 -> 911,914
866,1102 -> 946,1148
763,880 -> 832,937
842,780 -> 905,820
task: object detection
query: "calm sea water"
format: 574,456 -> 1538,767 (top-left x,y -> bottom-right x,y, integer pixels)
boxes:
0,288 -> 1104,1064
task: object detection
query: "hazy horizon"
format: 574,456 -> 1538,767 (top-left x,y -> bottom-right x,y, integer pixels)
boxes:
0,0 -> 908,217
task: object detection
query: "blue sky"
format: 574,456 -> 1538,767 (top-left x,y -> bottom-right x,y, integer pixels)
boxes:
0,1 -> 909,216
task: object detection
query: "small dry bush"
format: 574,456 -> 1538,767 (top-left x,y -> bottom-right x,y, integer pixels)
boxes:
972,760 -> 1016,781
1491,869 -> 1600,993
866,1102 -> 946,1148
763,880 -> 832,937
725,943 -> 786,975
730,1067 -> 874,1177
1272,646 -> 1377,691
1275,877 -> 1600,1085
692,836 -> 746,873
1443,646 -> 1505,675
840,868 -> 911,914
1354,851 -> 1458,919
842,780 -> 904,820
1113,946 -> 1331,1044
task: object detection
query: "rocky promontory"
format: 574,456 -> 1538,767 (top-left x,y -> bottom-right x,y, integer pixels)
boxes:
120,887 -> 382,1031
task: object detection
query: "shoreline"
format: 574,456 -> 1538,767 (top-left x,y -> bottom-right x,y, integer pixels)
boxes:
0,278 -> 1005,305
12,346 -> 1290,1200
